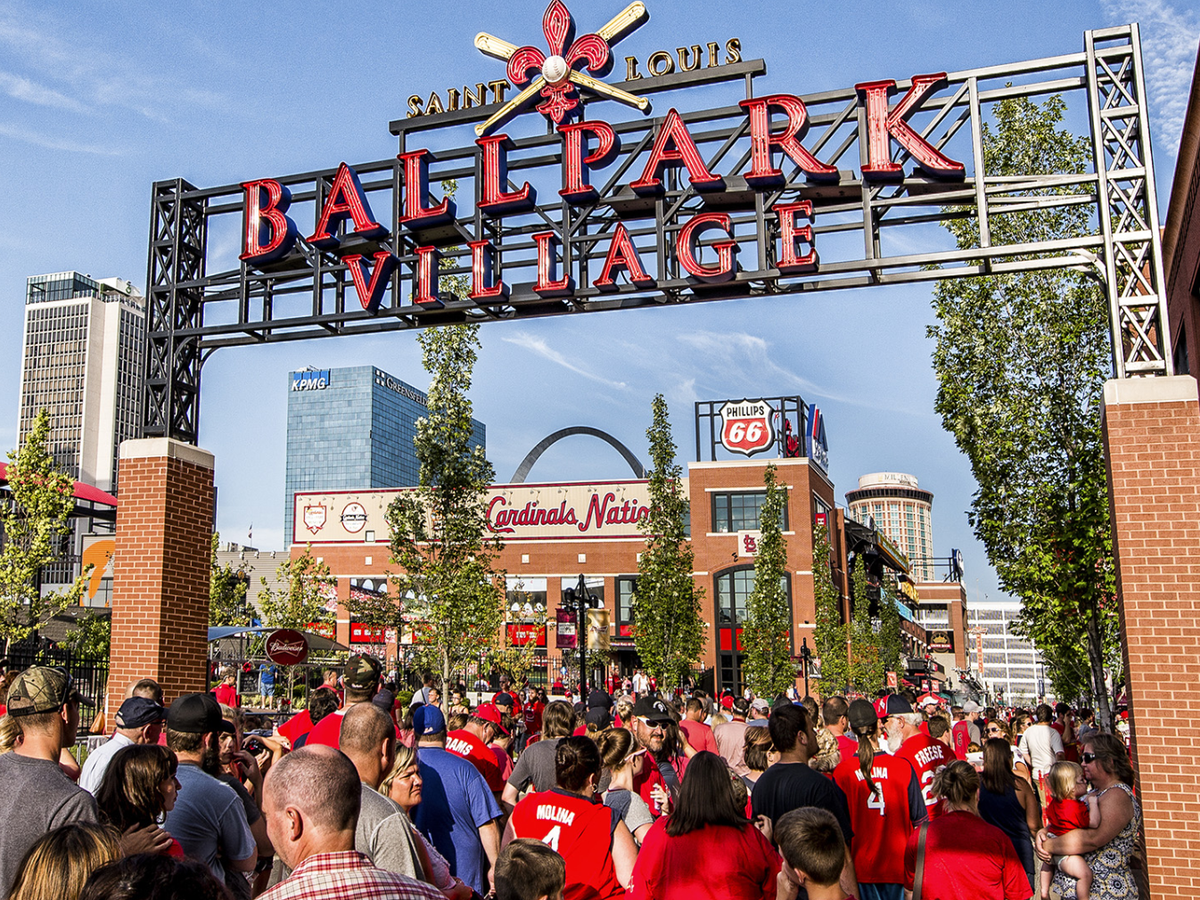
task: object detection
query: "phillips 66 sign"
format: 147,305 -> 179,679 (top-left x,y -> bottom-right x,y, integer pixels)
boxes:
719,399 -> 775,456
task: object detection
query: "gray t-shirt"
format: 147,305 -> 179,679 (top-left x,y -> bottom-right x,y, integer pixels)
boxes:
602,787 -> 654,841
164,762 -> 256,883
0,752 -> 99,896
357,783 -> 421,878
507,737 -> 561,794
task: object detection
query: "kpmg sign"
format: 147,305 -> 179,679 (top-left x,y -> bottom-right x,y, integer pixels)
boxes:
291,369 -> 330,391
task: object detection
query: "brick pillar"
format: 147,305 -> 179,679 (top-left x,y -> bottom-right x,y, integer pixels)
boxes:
1102,375 -> 1200,898
109,438 -> 215,716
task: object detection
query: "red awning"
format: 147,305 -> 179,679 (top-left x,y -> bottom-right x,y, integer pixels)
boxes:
0,462 -> 118,507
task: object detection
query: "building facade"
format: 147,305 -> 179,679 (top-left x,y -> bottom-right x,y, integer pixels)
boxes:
283,365 -> 485,538
845,472 -> 936,582
965,598 -> 1050,705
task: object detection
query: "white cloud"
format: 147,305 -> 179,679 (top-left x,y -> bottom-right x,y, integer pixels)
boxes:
501,331 -> 629,391
0,122 -> 123,155
1102,0 -> 1200,154
0,71 -> 88,112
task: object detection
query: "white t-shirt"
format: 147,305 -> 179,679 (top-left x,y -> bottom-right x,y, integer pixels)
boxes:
1019,723 -> 1064,777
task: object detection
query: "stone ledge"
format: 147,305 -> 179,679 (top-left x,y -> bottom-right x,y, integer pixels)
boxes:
1103,375 -> 1199,407
118,438 -> 214,470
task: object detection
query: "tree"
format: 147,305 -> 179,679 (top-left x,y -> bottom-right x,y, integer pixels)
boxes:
848,557 -> 881,692
928,93 -> 1117,725
256,545 -> 335,631
741,464 -> 795,698
61,611 -> 110,657
374,323 -> 506,689
812,524 -> 849,694
209,533 -> 251,627
633,395 -> 705,690
878,584 -> 902,679
0,410 -> 89,652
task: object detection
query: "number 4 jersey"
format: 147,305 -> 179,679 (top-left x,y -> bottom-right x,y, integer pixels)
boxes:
832,752 -> 924,886
509,789 -> 624,900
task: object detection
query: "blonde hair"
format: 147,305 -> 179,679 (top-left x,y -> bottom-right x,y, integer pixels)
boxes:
0,714 -> 21,753
380,742 -> 418,797
8,823 -> 120,900
1048,760 -> 1084,801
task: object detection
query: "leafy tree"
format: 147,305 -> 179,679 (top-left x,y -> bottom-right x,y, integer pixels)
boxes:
257,544 -> 335,631
741,464 -> 795,697
848,557 -> 881,692
0,410 -> 89,652
209,533 -> 251,627
812,524 -> 849,694
878,584 -> 902,679
374,323 -> 506,689
61,611 -> 110,657
633,395 -> 705,690
928,93 -> 1117,725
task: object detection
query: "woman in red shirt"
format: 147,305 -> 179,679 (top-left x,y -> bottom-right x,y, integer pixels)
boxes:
503,736 -> 637,900
628,751 -> 781,900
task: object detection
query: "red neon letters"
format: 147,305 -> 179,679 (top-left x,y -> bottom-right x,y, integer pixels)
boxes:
631,108 -> 723,194
240,180 -> 297,264
739,95 -> 838,184
476,134 -> 536,214
307,162 -> 387,249
677,212 -> 737,282
856,74 -> 965,179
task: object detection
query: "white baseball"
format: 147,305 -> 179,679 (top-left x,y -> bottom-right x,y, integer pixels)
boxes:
542,55 -> 569,84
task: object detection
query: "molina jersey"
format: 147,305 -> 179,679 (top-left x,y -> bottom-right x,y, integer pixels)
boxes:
832,753 -> 924,885
895,733 -> 957,819
510,789 -> 623,900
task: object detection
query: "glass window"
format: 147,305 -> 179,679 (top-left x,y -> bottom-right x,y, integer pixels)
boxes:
615,576 -> 637,626
712,491 -> 786,533
716,569 -> 755,624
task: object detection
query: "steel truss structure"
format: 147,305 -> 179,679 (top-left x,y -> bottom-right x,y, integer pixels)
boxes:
144,24 -> 1168,443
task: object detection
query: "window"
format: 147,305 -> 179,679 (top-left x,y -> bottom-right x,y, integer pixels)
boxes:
712,491 -> 787,533
615,576 -> 637,629
715,568 -> 791,628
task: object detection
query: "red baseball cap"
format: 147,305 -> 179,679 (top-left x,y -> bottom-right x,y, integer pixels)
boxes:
474,702 -> 509,735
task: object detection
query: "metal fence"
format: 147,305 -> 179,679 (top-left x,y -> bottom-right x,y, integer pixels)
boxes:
5,645 -> 109,725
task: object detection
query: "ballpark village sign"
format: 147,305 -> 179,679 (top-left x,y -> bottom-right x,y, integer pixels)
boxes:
143,3 -> 1169,443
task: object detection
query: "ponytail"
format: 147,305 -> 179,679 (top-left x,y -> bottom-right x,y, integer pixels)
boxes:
853,722 -> 879,797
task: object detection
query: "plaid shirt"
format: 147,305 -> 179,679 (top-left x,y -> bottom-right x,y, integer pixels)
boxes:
261,851 -> 444,900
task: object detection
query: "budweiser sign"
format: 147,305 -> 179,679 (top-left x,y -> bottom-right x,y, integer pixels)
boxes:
265,629 -> 309,666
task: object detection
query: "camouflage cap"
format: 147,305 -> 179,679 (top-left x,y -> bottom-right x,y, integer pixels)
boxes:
342,654 -> 383,690
7,666 -> 79,717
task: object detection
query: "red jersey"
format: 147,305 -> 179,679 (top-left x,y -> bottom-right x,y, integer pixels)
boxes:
895,733 -> 956,819
1046,796 -> 1090,834
679,720 -> 719,755
904,811 -> 1030,899
446,728 -> 505,792
628,818 -> 780,900
523,701 -> 545,735
833,752 -> 923,884
306,707 -> 400,749
214,683 -> 239,707
835,734 -> 858,765
632,758 -> 668,818
510,789 -> 623,900
950,720 -> 971,760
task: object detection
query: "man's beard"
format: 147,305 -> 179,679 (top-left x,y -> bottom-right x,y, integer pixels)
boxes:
884,729 -> 903,755
202,738 -> 222,775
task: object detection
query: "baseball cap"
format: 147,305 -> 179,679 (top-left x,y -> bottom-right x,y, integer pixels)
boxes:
413,704 -> 445,736
342,654 -> 383,690
732,697 -> 749,716
371,689 -> 396,714
473,702 -> 509,735
6,667 -> 80,717
115,696 -> 167,729
963,700 -> 982,713
885,695 -> 914,716
750,698 -> 770,713
720,695 -> 734,710
918,694 -> 939,708
848,698 -> 878,730
632,696 -> 672,725
168,693 -> 234,734
587,689 -> 613,710
492,692 -> 515,709
585,707 -> 612,729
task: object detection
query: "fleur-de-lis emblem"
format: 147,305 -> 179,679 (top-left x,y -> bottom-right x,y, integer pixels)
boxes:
475,1 -> 650,136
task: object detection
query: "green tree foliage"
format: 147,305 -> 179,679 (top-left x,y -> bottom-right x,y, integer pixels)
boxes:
811,524 -> 848,694
928,93 -> 1117,724
0,410 -> 89,651
257,545 -> 335,631
209,533 -> 251,627
61,611 -> 110,657
373,323 -> 505,688
633,395 -> 705,690
878,584 -> 902,679
848,557 -> 882,692
742,464 -> 795,698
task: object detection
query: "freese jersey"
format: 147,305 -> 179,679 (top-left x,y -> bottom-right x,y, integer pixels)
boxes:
895,733 -> 956,819
510,789 -> 623,900
833,752 -> 923,885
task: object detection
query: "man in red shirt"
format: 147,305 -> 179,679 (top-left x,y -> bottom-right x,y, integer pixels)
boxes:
213,668 -> 239,708
890,697 -> 956,819
306,655 -> 385,750
821,697 -> 857,765
446,702 -> 508,796
678,698 -> 718,755
626,697 -> 673,817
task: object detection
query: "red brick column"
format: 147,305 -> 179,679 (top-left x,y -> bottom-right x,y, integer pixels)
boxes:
109,439 -> 215,716
1103,375 -> 1200,898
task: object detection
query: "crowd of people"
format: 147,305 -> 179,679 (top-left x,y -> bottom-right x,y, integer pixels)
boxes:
0,658 -> 1145,900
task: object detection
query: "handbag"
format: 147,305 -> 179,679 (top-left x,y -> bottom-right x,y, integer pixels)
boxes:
913,820 -> 929,900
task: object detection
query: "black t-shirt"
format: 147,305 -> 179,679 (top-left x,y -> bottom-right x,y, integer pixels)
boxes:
750,761 -> 855,847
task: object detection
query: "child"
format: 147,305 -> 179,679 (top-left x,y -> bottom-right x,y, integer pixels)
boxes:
1040,760 -> 1100,900
495,838 -> 566,900
773,807 -> 850,900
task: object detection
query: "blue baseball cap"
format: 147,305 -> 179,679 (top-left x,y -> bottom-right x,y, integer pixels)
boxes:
413,703 -> 445,735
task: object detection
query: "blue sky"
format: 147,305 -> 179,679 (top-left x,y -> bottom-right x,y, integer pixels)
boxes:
1,0 -> 1196,605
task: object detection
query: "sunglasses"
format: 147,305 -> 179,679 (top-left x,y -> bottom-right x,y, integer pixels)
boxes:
1081,752 -> 1098,763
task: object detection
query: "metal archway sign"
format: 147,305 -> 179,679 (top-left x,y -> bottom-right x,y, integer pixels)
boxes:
142,6 -> 1168,444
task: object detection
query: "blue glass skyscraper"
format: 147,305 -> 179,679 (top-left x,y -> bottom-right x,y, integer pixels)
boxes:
283,365 -> 485,540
